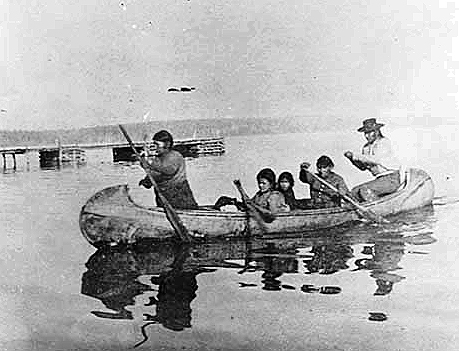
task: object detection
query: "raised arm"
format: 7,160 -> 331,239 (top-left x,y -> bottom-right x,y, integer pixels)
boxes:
299,162 -> 315,183
349,138 -> 397,170
344,151 -> 369,171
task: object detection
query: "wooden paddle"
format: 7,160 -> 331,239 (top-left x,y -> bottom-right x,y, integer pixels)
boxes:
233,179 -> 271,233
305,170 -> 388,224
118,124 -> 193,243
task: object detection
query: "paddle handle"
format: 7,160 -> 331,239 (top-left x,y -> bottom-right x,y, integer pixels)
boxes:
233,179 -> 250,202
233,179 -> 268,232
119,125 -> 192,242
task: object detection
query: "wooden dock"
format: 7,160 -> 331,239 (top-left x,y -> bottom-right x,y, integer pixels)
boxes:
39,147 -> 86,168
0,148 -> 27,170
0,136 -> 225,168
112,137 -> 225,162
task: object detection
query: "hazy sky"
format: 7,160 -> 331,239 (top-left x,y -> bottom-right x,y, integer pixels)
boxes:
1,0 -> 458,130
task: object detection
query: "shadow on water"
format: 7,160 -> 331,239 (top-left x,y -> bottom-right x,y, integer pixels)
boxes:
80,206 -> 437,346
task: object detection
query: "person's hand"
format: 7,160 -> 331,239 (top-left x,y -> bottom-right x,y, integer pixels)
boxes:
233,179 -> 242,187
246,199 -> 254,207
344,151 -> 353,159
300,162 -> 311,170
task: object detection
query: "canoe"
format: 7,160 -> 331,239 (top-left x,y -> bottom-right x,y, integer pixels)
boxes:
79,168 -> 434,246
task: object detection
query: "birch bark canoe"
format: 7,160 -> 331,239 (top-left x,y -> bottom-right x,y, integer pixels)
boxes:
79,168 -> 434,247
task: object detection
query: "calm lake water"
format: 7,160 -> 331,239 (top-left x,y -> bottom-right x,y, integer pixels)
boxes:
1,127 -> 459,351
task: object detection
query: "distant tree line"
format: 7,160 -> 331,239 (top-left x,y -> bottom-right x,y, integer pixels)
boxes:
0,116 -> 338,147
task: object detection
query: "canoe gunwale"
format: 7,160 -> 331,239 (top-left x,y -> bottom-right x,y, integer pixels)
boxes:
80,168 -> 431,220
79,168 -> 435,245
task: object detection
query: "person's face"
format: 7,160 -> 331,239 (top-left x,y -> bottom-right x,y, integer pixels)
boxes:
150,140 -> 168,156
317,165 -> 332,178
258,178 -> 272,192
364,130 -> 377,143
279,179 -> 291,191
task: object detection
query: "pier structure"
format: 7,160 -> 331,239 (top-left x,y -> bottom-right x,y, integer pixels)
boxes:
0,136 -> 225,168
0,148 -> 27,170
112,137 -> 225,162
38,146 -> 86,168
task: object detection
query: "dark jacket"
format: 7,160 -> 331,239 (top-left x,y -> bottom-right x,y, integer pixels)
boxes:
139,150 -> 198,209
299,170 -> 350,208
279,188 -> 297,210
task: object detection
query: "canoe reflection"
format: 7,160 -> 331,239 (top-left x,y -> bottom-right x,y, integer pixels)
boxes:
81,222 -> 436,343
81,241 -> 250,332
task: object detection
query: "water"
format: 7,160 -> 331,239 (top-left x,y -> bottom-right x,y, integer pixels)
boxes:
1,128 -> 459,351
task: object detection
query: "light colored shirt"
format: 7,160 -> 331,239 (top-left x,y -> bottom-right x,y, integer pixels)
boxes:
353,137 -> 401,177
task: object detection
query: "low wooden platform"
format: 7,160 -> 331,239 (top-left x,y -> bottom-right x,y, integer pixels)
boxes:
0,148 -> 27,169
39,147 -> 86,168
112,137 -> 225,162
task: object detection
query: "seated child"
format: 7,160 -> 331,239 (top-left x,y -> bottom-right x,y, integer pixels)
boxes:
277,172 -> 297,210
299,155 -> 351,208
214,168 -> 290,215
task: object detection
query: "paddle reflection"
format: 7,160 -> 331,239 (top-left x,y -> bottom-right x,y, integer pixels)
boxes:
81,211 -> 437,344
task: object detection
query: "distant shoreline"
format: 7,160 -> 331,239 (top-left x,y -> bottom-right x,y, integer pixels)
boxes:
0,117 -> 454,148
0,117 -> 322,147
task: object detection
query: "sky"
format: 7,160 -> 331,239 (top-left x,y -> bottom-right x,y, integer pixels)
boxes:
0,0 -> 458,130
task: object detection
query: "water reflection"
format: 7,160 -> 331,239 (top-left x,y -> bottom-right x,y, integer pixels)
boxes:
248,243 -> 299,291
304,242 -> 354,275
81,247 -> 153,320
353,241 -> 406,296
81,207 -> 437,343
81,241 -> 250,332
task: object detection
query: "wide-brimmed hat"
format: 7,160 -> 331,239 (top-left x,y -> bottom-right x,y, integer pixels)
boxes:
357,118 -> 385,132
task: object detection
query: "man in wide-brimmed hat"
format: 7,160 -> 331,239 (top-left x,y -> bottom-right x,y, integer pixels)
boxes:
344,118 -> 401,202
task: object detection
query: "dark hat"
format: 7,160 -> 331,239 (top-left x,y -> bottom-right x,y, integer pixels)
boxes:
316,155 -> 334,168
152,130 -> 173,146
256,168 -> 276,186
357,118 -> 385,132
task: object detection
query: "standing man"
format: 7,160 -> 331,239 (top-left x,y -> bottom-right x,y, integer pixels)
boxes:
344,118 -> 401,202
139,130 -> 199,209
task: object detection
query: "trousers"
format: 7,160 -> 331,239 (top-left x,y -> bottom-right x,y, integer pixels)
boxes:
351,171 -> 401,202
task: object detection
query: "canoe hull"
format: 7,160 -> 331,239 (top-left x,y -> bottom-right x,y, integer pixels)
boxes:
79,168 -> 434,246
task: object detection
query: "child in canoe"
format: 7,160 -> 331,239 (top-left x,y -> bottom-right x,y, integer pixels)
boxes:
299,155 -> 352,208
276,171 -> 318,210
277,171 -> 297,210
214,168 -> 290,216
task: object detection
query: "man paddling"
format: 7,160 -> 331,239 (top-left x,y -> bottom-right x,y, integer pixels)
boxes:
344,118 -> 401,202
139,130 -> 198,209
299,155 -> 352,208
